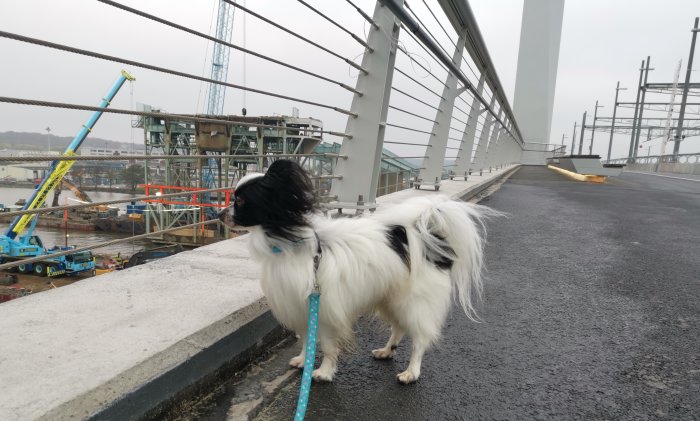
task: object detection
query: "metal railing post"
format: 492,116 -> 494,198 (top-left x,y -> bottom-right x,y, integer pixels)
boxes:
485,126 -> 505,170
329,1 -> 401,208
471,96 -> 498,174
453,74 -> 486,179
417,30 -> 467,190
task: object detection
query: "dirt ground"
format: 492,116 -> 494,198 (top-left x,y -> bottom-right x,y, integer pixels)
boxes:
14,272 -> 88,292
1,252 -> 123,298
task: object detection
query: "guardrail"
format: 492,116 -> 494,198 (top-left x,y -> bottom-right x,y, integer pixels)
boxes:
0,0 -> 525,272
607,152 -> 700,174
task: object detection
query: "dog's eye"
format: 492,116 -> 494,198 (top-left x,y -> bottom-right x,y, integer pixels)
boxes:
235,196 -> 245,207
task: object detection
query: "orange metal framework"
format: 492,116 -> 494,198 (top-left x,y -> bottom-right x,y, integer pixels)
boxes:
139,184 -> 233,208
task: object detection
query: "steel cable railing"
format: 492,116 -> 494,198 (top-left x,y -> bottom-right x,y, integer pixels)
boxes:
388,105 -> 437,123
97,0 -> 363,96
0,0 -> 525,276
385,123 -> 435,136
384,141 -> 432,147
0,152 -> 346,163
0,31 -> 357,117
0,220 -> 219,272
419,0 -> 482,81
391,87 -> 441,111
380,0 -> 523,144
345,0 -> 379,29
398,27 -> 450,81
295,0 -> 374,52
0,96 -> 353,139
0,187 -> 232,219
395,67 -> 446,101
405,1 -> 454,67
223,0 -> 367,74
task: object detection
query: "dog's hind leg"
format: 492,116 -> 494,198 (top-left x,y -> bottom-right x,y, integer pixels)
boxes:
289,333 -> 306,369
397,335 -> 429,384
372,325 -> 404,360
312,335 -> 339,382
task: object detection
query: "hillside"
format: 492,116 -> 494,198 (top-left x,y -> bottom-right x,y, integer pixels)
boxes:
0,131 -> 138,152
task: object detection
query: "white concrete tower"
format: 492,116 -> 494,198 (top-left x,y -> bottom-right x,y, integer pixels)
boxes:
513,0 -> 565,163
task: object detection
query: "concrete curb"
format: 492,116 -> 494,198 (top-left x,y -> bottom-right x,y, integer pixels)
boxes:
452,165 -> 522,201
39,299 -> 285,421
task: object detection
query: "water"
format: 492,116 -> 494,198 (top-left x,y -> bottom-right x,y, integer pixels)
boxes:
0,186 -> 147,257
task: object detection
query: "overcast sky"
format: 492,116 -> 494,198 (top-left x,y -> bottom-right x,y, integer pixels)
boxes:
0,0 -> 698,160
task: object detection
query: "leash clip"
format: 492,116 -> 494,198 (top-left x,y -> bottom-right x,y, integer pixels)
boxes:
312,232 -> 322,294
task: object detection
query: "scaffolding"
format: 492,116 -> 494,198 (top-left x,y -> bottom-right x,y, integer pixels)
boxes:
136,108 -> 324,244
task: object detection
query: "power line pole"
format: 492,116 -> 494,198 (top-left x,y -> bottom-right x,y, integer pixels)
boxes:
628,59 -> 646,162
672,17 -> 699,161
578,111 -> 587,155
658,60 -> 682,171
590,100 -> 604,155
607,82 -> 625,162
632,56 -> 653,161
561,133 -> 567,156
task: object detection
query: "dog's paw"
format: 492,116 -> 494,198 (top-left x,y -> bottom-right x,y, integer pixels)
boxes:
371,347 -> 395,360
397,370 -> 418,384
312,369 -> 334,382
289,355 -> 305,369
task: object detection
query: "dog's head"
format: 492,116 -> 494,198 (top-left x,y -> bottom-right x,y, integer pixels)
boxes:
219,159 -> 315,237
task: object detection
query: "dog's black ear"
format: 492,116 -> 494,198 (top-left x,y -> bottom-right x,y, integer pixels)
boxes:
262,159 -> 315,214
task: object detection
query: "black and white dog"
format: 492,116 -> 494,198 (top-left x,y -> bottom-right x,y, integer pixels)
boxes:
220,159 -> 493,383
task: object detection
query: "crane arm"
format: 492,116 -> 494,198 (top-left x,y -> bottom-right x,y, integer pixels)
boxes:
61,178 -> 92,203
5,70 -> 134,239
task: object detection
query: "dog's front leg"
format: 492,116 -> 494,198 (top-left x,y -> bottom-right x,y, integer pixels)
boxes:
289,333 -> 306,369
312,335 -> 339,382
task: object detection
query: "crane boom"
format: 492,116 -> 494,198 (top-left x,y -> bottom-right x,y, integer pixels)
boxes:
202,1 -> 236,200
206,0 -> 235,115
5,70 -> 135,239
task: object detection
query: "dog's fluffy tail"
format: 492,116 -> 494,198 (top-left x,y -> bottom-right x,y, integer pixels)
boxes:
415,199 -> 497,321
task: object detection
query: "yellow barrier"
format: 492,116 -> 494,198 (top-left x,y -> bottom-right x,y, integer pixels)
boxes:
547,165 -> 606,183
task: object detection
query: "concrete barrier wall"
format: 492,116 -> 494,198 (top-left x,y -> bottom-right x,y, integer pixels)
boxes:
624,162 -> 700,175
521,142 -> 556,165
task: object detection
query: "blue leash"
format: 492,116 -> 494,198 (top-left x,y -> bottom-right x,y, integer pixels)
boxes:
293,232 -> 323,421
294,292 -> 320,421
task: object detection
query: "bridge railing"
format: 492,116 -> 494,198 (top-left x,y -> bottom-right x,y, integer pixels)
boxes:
608,152 -> 700,174
0,0 -> 525,272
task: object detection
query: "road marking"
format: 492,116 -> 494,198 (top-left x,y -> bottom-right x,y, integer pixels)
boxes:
625,171 -> 700,183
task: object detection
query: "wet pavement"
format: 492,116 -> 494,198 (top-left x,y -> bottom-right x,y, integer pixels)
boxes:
198,166 -> 700,420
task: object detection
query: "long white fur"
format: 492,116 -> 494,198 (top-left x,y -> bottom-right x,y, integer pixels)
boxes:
246,195 -> 492,384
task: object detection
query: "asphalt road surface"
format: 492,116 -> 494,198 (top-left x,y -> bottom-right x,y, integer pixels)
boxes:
202,166 -> 700,420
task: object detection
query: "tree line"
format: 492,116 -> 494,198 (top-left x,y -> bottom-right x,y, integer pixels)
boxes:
69,164 -> 146,193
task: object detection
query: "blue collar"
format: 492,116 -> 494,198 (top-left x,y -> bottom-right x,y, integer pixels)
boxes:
269,233 -> 322,267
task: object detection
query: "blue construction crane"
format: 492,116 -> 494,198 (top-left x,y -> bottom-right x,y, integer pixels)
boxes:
0,71 -> 134,277
206,0 -> 236,116
202,0 -> 236,215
